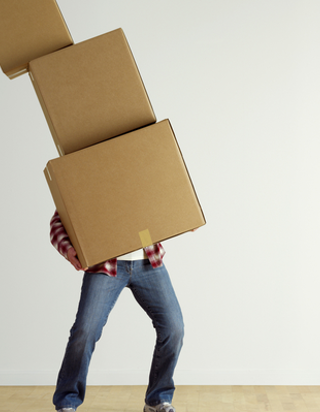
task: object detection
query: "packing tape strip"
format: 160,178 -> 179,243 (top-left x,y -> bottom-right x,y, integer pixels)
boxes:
57,145 -> 64,157
46,166 -> 52,181
10,68 -> 28,79
139,229 -> 153,248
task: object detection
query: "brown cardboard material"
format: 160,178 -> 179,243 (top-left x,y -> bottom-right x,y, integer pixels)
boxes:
44,120 -> 206,268
0,0 -> 73,79
30,28 -> 156,156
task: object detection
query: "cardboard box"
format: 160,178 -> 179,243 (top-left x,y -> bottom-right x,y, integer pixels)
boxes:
30,28 -> 156,156
0,0 -> 73,79
44,120 -> 206,268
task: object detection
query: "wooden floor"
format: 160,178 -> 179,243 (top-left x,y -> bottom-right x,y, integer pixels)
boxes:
1,385 -> 320,412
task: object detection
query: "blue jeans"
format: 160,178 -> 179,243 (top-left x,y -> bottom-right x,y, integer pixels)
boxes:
53,260 -> 184,410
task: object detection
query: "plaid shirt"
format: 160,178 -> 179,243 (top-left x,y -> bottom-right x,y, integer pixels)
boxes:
50,210 -> 165,276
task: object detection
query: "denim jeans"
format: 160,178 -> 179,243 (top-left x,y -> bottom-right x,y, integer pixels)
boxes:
53,260 -> 184,411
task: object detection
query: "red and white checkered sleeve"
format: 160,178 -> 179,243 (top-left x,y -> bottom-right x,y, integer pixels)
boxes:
50,210 -> 72,259
144,242 -> 166,268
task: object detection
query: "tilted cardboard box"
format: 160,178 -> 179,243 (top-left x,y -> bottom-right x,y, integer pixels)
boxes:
0,0 -> 73,79
30,28 -> 156,156
44,120 -> 206,268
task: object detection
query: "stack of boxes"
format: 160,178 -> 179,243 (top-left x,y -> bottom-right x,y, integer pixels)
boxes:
1,0 -> 206,269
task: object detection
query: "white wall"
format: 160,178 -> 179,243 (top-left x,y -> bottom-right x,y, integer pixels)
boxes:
1,0 -> 320,386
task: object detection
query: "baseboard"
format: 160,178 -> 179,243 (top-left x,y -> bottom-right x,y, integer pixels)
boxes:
1,369 -> 320,386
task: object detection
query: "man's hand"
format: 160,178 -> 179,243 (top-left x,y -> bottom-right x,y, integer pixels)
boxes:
67,247 -> 88,271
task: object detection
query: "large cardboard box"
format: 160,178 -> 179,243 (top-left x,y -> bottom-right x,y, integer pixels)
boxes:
0,0 -> 73,79
44,120 -> 206,268
30,28 -> 156,156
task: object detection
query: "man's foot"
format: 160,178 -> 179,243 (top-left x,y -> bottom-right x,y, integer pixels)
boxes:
144,403 -> 175,412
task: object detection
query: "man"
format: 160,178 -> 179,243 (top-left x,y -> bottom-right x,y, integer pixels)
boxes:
50,210 -> 184,412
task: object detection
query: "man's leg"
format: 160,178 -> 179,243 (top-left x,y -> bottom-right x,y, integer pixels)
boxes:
129,260 -> 184,407
53,271 -> 128,411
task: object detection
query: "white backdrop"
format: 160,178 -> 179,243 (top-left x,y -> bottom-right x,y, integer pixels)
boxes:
1,0 -> 320,386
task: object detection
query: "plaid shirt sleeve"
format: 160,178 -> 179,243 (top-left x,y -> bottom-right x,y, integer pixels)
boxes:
50,210 -> 72,259
144,243 -> 166,268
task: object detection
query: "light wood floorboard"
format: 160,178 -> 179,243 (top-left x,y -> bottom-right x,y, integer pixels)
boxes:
1,386 -> 320,412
